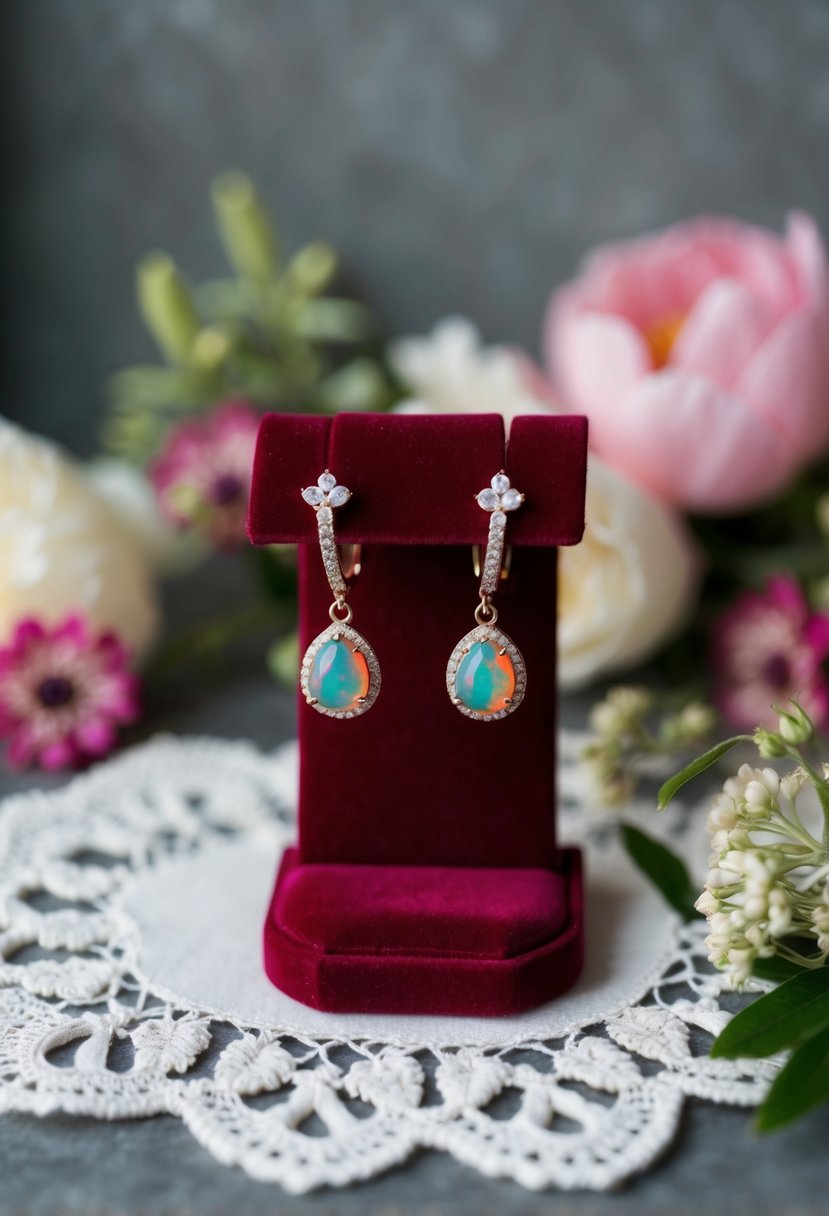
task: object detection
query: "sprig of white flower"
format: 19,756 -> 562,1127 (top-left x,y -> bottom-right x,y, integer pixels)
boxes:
582,685 -> 715,807
696,707 -> 829,984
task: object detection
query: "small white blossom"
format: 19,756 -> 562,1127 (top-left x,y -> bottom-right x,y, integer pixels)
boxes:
780,769 -> 808,802
695,889 -> 720,917
707,795 -> 738,832
695,740 -> 829,985
725,947 -> 755,985
745,774 -> 779,814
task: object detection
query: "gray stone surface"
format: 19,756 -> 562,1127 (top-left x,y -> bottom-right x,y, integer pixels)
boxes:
3,0 -> 829,454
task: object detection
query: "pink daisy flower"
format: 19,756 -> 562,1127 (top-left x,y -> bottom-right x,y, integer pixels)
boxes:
0,616 -> 140,771
150,400 -> 260,551
712,576 -> 829,731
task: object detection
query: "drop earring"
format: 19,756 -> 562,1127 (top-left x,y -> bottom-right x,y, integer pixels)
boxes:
299,471 -> 381,718
446,472 -> 527,720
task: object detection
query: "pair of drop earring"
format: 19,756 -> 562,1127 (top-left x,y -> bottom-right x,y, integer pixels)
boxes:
299,469 -> 527,721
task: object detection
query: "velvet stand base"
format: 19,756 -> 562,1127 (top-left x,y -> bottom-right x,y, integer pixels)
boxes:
263,846 -> 584,1016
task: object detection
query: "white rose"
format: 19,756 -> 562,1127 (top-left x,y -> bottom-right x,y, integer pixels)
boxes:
389,317 -> 552,426
0,418 -> 160,657
559,458 -> 700,689
87,458 -> 206,575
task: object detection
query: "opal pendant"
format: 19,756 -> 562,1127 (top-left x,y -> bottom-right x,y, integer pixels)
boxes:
446,624 -> 526,721
300,623 -> 381,719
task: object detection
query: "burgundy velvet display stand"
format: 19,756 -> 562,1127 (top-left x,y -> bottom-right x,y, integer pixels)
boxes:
247,412 -> 588,1016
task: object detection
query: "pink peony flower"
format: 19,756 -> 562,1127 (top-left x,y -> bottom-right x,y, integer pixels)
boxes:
712,576 -> 829,731
149,401 -> 260,551
544,214 -> 829,513
0,615 -> 140,771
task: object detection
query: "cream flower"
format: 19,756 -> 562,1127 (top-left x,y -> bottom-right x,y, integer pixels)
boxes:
558,458 -> 701,689
0,418 -> 159,657
87,458 -> 205,575
389,317 -> 552,426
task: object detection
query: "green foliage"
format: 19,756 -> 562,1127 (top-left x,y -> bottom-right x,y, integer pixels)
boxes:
619,823 -> 698,921
103,172 -> 394,463
756,1022 -> 829,1133
657,735 -> 751,810
266,631 -> 300,689
712,967 -> 829,1059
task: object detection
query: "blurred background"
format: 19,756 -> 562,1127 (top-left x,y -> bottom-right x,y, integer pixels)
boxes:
3,0 -> 829,454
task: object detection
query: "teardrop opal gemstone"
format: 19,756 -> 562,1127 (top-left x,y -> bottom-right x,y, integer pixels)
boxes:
454,640 -> 516,715
308,637 -> 370,711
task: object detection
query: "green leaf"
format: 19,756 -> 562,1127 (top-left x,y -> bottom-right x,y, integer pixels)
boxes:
316,358 -> 391,412
712,968 -> 829,1059
285,241 -> 338,296
137,253 -> 200,365
620,823 -> 698,921
657,736 -> 750,810
247,545 -> 297,604
755,1022 -> 829,1133
295,298 -> 374,342
212,171 -> 278,282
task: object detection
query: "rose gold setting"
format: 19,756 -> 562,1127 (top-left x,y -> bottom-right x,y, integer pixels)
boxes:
447,471 -> 527,720
299,470 -> 380,718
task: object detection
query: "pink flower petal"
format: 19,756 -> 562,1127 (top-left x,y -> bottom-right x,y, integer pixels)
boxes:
74,719 -> 116,757
805,613 -> 829,660
737,305 -> 829,461
544,292 -> 650,416
572,227 -> 721,324
38,738 -> 77,772
52,614 -> 89,648
6,727 -> 38,770
786,211 -> 829,314
672,277 -> 777,391
94,631 -> 131,669
585,370 -> 795,512
715,683 -> 778,732
764,574 -> 809,617
211,400 -> 261,440
12,618 -> 46,648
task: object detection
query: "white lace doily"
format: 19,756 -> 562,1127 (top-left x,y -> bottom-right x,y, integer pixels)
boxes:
0,733 -> 776,1194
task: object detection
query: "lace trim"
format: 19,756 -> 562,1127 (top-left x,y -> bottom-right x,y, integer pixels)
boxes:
0,734 -> 775,1194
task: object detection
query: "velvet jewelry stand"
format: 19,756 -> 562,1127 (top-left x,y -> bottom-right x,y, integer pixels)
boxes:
248,412 -> 588,1016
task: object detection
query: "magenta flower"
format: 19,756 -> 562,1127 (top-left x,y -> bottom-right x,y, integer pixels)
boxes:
150,400 -> 260,551
0,616 -> 140,771
712,577 -> 829,731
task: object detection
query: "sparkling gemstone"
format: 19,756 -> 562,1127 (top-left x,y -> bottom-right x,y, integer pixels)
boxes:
501,488 -> 524,511
301,486 -> 324,506
318,471 -> 337,492
454,640 -> 516,715
476,488 -> 500,511
308,638 -> 369,710
491,473 -> 510,494
491,510 -> 506,527
327,485 -> 350,507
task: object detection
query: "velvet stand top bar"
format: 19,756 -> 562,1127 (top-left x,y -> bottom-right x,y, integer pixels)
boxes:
247,413 -> 588,548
